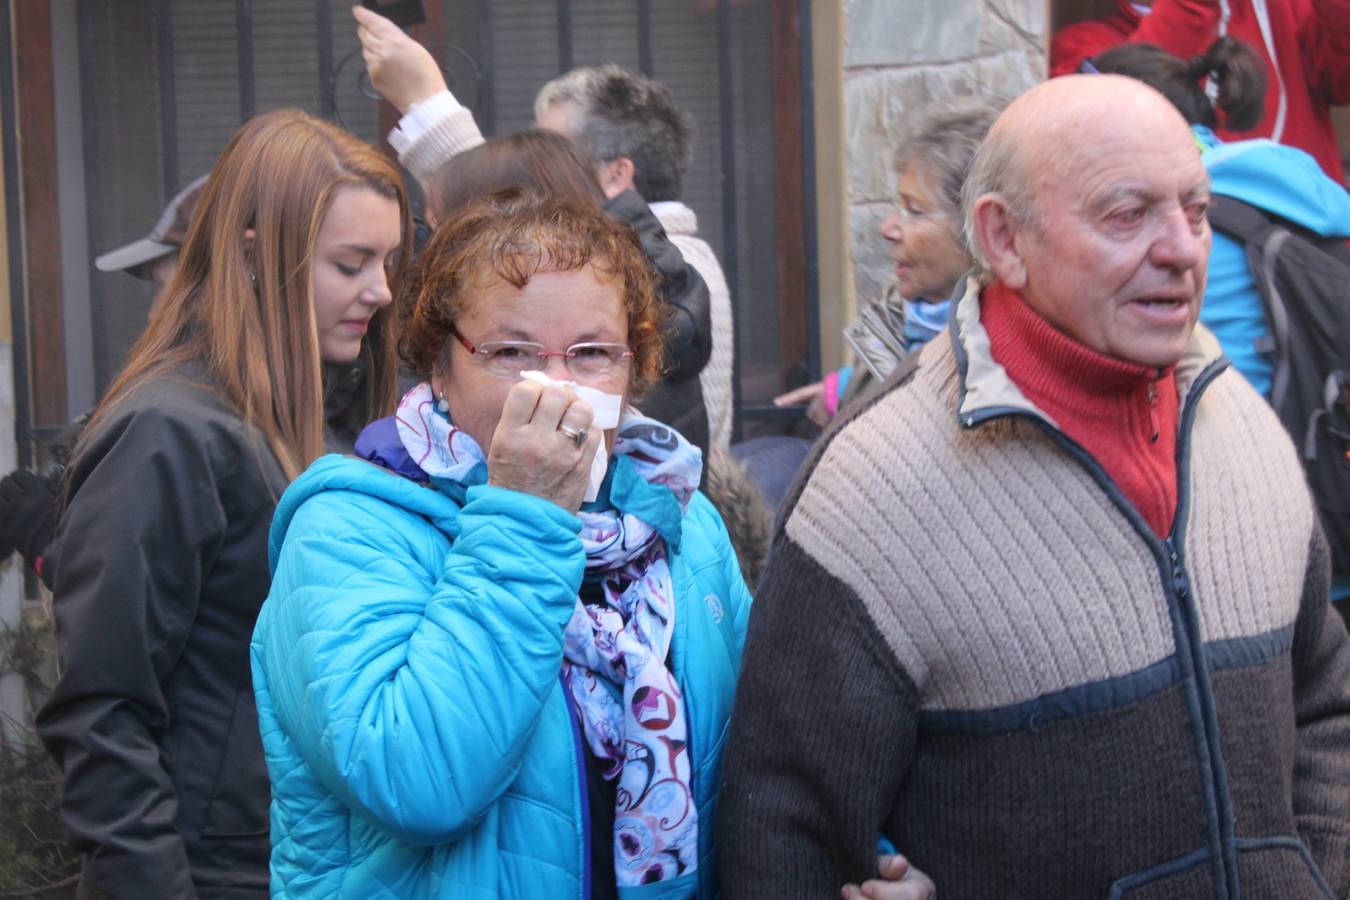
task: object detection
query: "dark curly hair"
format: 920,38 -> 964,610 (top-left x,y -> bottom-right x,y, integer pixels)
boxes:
400,189 -> 667,396
1090,37 -> 1266,131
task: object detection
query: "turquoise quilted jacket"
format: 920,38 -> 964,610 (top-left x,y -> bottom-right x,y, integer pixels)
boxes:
251,454 -> 752,899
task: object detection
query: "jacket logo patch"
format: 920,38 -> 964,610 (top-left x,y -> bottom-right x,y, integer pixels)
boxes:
704,593 -> 725,624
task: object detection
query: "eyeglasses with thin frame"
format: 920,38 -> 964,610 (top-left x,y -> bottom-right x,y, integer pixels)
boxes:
890,201 -> 955,226
450,325 -> 635,379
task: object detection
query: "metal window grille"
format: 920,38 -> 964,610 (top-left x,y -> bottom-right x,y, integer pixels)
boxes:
69,0 -> 816,440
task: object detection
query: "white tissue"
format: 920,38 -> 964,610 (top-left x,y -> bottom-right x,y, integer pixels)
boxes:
519,370 -> 623,502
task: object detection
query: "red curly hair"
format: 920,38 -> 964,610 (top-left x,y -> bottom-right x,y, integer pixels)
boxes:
400,189 -> 667,395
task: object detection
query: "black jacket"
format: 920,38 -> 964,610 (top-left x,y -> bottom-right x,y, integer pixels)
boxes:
322,359 -> 370,454
604,190 -> 712,461
27,363 -> 367,592
37,367 -> 287,900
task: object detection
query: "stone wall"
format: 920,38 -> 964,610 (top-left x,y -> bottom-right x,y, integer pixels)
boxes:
842,0 -> 1047,312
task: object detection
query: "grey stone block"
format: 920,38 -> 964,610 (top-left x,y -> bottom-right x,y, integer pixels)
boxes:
849,201 -> 896,313
846,58 -> 1034,204
845,0 -> 984,68
980,0 -> 1047,56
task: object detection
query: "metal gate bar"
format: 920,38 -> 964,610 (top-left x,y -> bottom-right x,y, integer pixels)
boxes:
637,0 -> 653,77
798,0 -> 819,384
237,0 -> 255,120
476,0 -> 495,133
556,0 -> 573,73
154,0 -> 179,198
2,0 -> 32,469
716,0 -> 742,432
317,0 -> 335,118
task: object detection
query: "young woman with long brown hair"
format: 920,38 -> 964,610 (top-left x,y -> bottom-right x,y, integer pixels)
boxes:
37,108 -> 411,899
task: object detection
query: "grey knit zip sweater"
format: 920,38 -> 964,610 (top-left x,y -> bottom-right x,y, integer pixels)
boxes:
717,280 -> 1350,899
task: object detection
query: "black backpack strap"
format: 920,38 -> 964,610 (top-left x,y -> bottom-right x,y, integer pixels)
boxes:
1209,193 -> 1350,265
1206,194 -> 1277,244
1206,195 -> 1299,408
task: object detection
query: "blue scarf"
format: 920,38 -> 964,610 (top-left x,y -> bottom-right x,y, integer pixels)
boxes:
902,297 -> 952,351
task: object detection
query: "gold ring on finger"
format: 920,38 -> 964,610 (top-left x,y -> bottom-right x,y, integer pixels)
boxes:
558,423 -> 587,447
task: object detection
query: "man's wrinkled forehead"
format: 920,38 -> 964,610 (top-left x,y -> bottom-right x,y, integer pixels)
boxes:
1032,128 -> 1207,191
1013,82 -> 1205,201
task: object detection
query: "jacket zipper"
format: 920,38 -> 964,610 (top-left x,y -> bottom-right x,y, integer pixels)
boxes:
963,359 -> 1238,897
676,576 -> 706,897
1159,359 -> 1240,900
1159,533 -> 1235,898
563,675 -> 593,900
680,670 -> 698,895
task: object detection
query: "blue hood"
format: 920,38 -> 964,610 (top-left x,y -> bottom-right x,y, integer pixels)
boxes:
1205,139 -> 1350,238
268,453 -> 465,572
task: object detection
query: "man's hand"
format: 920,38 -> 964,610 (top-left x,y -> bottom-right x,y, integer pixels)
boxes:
352,4 -> 447,114
0,469 -> 60,568
842,854 -> 937,900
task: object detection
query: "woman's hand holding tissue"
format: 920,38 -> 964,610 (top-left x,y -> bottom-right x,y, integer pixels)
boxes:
486,379 -> 600,513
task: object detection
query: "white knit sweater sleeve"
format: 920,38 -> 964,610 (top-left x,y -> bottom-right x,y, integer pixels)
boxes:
389,90 -> 487,186
669,233 -> 735,449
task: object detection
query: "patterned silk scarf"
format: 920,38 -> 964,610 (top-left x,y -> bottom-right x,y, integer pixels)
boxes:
564,419 -> 703,888
368,383 -> 704,888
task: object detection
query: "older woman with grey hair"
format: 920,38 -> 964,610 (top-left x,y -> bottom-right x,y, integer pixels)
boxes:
775,96 -> 1003,424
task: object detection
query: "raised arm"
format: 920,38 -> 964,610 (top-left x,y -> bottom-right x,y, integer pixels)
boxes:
353,5 -> 485,184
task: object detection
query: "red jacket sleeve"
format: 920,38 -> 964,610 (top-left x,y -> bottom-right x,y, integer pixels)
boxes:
1050,0 -> 1221,77
1050,17 -> 1134,77
1129,0 -> 1221,55
1307,0 -> 1350,103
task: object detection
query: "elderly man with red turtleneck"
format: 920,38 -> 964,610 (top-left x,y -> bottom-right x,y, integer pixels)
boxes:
717,75 -> 1350,899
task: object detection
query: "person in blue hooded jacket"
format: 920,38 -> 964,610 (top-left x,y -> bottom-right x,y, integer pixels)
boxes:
251,190 -> 750,899
1090,36 -> 1350,612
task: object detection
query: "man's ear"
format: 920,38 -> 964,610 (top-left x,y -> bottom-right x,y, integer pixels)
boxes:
971,193 -> 1027,290
597,157 -> 636,199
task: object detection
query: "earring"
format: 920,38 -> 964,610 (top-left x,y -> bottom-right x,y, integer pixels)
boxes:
437,391 -> 449,413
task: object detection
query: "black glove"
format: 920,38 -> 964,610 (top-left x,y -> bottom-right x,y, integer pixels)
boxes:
0,468 -> 60,570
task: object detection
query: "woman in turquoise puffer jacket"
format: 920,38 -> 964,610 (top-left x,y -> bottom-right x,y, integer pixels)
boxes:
251,190 -> 751,899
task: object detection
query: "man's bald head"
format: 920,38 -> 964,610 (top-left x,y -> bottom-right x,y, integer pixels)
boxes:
964,74 -> 1212,368
962,75 -> 1197,279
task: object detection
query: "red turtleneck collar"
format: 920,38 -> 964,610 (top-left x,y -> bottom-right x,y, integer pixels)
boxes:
980,281 -> 1179,538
